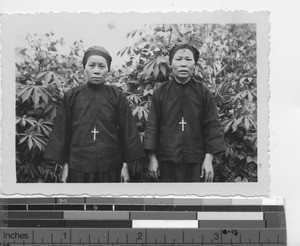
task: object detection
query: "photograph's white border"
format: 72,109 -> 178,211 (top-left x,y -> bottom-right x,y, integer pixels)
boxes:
1,11 -> 269,196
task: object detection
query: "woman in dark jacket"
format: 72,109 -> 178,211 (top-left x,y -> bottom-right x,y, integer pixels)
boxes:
144,44 -> 226,182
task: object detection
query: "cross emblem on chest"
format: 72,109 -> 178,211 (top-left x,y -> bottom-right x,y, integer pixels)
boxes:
179,117 -> 187,131
91,126 -> 99,140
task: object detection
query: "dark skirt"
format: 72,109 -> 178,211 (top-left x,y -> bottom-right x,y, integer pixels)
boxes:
67,167 -> 121,183
159,161 -> 201,182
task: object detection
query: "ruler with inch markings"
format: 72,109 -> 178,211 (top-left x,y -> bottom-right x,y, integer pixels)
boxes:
0,197 -> 287,245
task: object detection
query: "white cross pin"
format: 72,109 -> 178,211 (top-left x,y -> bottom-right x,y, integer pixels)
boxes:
91,126 -> 99,140
179,117 -> 187,131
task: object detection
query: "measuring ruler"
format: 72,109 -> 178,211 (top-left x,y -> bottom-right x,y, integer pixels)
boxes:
0,197 -> 286,245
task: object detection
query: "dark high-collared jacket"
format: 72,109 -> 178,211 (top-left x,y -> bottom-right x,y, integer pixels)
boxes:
144,78 -> 226,163
44,82 -> 145,173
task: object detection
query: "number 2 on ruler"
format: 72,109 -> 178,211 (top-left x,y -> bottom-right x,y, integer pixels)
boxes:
137,232 -> 143,240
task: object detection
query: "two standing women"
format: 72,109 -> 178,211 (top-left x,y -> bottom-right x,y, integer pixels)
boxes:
44,44 -> 226,183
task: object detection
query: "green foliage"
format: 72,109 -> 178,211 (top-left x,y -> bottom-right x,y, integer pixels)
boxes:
16,24 -> 257,182
16,33 -> 85,182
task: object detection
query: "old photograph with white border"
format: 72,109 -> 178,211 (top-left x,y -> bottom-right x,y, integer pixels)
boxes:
1,11 -> 269,196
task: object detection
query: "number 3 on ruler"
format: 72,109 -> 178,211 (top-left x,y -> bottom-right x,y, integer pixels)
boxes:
214,232 -> 220,240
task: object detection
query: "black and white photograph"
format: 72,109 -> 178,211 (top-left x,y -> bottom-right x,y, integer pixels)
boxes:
1,11 -> 269,195
2,1 -> 300,245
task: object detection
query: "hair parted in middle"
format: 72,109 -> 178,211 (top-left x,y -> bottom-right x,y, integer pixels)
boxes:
169,43 -> 200,65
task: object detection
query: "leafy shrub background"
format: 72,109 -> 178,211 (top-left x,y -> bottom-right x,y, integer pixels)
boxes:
15,24 -> 257,183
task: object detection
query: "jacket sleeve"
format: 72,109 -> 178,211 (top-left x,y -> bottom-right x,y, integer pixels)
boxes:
143,87 -> 161,152
202,86 -> 227,154
43,90 -> 73,163
118,92 -> 145,162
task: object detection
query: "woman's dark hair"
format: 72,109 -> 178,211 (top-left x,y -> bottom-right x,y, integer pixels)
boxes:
169,44 -> 200,65
82,46 -> 112,71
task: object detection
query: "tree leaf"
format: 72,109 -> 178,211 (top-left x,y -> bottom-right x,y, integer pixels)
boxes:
239,77 -> 247,84
131,30 -> 137,38
21,116 -> 26,126
127,94 -> 141,105
39,86 -> 52,98
52,73 -> 61,86
17,86 -> 30,97
50,106 -> 57,121
27,137 -> 33,150
223,120 -> 233,133
237,154 -> 245,160
247,91 -> 253,102
44,104 -> 54,114
38,88 -> 49,104
153,64 -> 159,78
138,108 -> 143,120
244,116 -> 251,130
36,71 -> 48,80
25,116 -> 37,126
44,72 -> 54,83
121,47 -> 128,57
127,47 -> 132,55
21,87 -> 33,103
232,116 -> 244,132
144,62 -> 155,77
132,107 -> 139,117
160,64 -> 167,76
32,87 -> 40,107
248,117 -> 257,130
32,137 -> 43,151
234,176 -> 242,182
19,136 -> 28,144
16,117 -> 21,125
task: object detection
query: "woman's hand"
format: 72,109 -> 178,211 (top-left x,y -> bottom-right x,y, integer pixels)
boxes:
121,163 -> 130,183
61,163 -> 68,183
148,151 -> 160,181
201,153 -> 214,182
